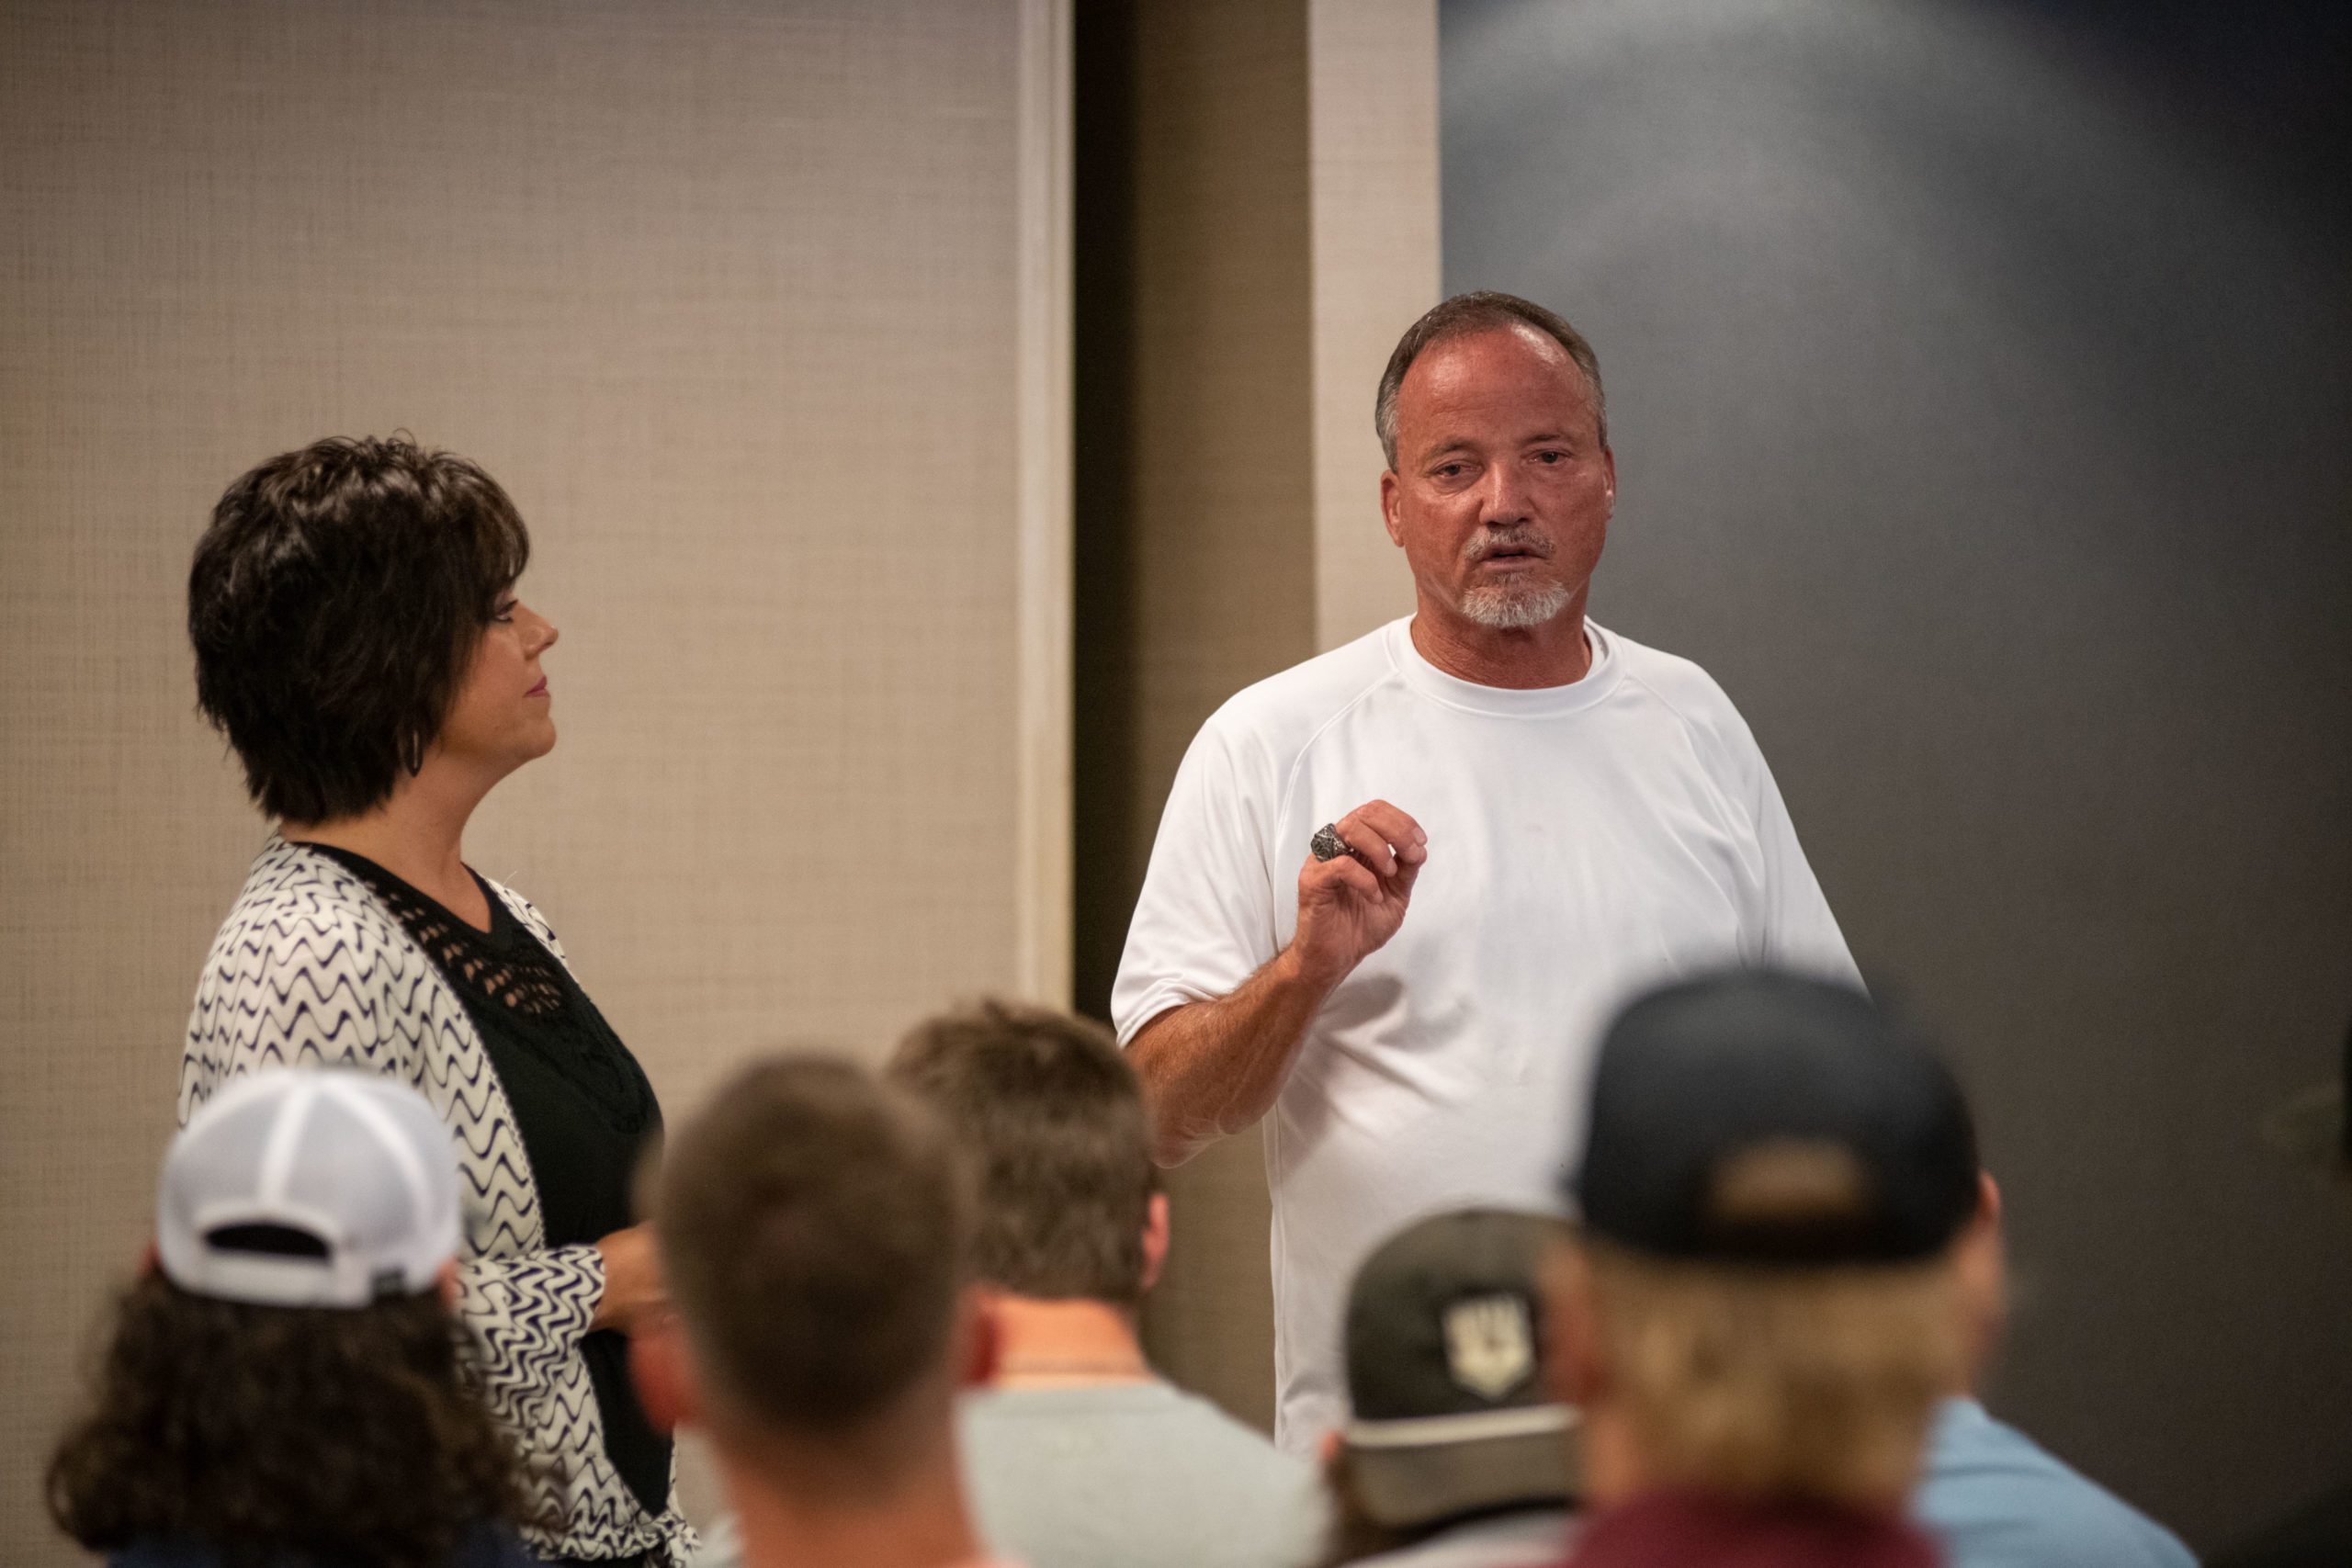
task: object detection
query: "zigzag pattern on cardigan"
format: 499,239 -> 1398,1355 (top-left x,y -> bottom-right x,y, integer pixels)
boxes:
182,837 -> 695,1566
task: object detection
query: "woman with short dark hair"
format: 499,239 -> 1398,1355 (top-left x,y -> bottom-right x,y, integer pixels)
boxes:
179,435 -> 689,1566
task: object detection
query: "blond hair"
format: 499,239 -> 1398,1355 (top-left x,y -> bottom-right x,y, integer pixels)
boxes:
1577,1235 -> 1962,1507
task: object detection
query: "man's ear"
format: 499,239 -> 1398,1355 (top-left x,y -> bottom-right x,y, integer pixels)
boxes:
1542,1240 -> 1604,1406
1953,1169 -> 2009,1386
140,1239 -> 161,1277
435,1258 -> 461,1312
1139,1191 -> 1171,1295
629,1312 -> 701,1435
1380,468 -> 1406,548
961,1288 -> 1002,1392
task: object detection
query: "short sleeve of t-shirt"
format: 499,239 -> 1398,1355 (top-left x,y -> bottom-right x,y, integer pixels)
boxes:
1616,653 -> 1860,987
1111,712 -> 1283,1044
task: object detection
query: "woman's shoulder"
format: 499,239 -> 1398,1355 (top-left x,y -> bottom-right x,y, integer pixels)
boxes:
211,837 -> 398,942
198,839 -> 425,993
186,840 -> 443,1103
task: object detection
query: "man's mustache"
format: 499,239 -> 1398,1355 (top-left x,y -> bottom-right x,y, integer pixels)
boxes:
1464,529 -> 1555,562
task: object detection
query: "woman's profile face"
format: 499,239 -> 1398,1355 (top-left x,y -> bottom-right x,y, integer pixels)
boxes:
435,587 -> 560,777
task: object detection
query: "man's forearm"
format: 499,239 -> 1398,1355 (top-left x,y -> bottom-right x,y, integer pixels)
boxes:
1128,946 -> 1340,1168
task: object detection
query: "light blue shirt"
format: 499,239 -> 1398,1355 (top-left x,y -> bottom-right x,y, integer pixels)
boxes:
1918,1397 -> 2198,1568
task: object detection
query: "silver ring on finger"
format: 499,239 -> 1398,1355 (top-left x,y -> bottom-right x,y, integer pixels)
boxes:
1310,823 -> 1351,863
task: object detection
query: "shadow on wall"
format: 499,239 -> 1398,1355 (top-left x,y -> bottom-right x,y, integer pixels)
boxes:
1442,0 -> 2351,1552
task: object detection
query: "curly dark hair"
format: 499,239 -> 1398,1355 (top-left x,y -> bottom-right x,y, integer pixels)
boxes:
189,434 -> 531,824
48,1272 -> 529,1568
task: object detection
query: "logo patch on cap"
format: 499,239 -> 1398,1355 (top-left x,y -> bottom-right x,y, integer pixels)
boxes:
1442,1292 -> 1534,1401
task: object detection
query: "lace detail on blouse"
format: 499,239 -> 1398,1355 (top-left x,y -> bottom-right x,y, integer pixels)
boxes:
318,850 -> 653,1136
361,866 -> 571,1018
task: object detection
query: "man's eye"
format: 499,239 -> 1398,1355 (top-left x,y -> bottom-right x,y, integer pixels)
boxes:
1434,463 -> 1465,479
1533,449 -> 1566,465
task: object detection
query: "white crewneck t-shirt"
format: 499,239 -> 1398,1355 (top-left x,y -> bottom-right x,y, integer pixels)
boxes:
1111,616 -> 1860,1450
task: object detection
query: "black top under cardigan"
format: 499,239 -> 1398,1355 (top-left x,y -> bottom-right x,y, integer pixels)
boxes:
311,846 -> 670,1517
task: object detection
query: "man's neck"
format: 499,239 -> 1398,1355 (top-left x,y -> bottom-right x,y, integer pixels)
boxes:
1579,1405 -> 1914,1519
987,1293 -> 1152,1389
1577,1406 -> 1645,1509
1408,592 -> 1593,689
723,1442 -> 987,1568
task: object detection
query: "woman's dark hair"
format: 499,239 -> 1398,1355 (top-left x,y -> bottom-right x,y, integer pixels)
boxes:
189,434 -> 531,823
48,1271 -> 529,1568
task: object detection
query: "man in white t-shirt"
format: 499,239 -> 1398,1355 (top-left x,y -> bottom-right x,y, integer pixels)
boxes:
1110,290 -> 1861,1451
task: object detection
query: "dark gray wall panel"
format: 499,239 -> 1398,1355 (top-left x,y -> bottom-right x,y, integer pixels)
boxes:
1442,0 -> 2350,1548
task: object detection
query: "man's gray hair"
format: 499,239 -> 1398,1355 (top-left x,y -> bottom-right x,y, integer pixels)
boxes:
1374,291 -> 1609,469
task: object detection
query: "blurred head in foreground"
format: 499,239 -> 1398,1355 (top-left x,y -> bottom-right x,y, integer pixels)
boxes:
888,998 -> 1166,1308
1556,971 -> 1977,1520
888,1002 -> 1329,1568
47,1069 -> 523,1568
1328,1207 -> 1579,1563
639,1056 -> 990,1564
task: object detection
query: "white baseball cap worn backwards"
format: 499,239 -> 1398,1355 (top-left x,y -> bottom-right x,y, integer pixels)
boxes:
157,1066 -> 462,1309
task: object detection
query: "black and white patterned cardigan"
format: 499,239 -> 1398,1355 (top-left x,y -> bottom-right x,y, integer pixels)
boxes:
180,837 -> 695,1566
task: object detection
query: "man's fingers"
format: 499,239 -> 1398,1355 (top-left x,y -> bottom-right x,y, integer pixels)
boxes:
1334,818 -> 1399,877
1307,853 -> 1383,904
1346,800 -> 1428,864
1389,852 -> 1423,902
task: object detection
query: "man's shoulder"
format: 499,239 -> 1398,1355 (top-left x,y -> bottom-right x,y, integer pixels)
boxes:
1199,619 -> 1408,746
1351,1507 -> 1575,1568
1921,1401 -> 2194,1568
963,1382 -> 1323,1565
964,1381 -> 1313,1485
1600,625 -> 1745,728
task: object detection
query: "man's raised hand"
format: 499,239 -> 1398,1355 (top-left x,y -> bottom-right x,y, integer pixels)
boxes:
1289,799 -> 1426,987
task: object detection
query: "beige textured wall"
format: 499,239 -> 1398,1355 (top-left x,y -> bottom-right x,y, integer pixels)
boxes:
1116,0 -> 1318,1435
1310,0 -> 1439,649
1080,0 -> 1437,1435
0,0 -> 1064,1557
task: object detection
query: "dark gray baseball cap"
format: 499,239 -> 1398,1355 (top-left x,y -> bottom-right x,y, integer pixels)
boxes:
1570,970 -> 1979,1267
1340,1208 -> 1578,1529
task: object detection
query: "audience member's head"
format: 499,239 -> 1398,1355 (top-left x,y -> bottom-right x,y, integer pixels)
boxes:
48,1068 -> 522,1568
1557,971 -> 1977,1515
888,998 -> 1165,1307
188,434 -> 535,824
880,1005 -> 1329,1568
643,1055 -> 982,1503
1328,1208 -> 1578,1562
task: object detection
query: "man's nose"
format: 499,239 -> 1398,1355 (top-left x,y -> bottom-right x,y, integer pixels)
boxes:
1479,462 -> 1532,527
